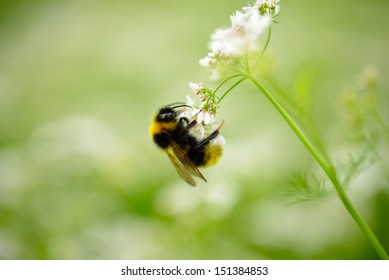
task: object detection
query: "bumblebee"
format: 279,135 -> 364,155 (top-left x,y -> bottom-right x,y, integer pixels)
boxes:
150,104 -> 223,186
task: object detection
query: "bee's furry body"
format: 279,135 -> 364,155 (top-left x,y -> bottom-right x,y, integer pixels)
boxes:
150,105 -> 223,186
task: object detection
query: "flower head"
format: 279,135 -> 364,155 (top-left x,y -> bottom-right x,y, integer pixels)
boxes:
257,0 -> 280,16
186,82 -> 219,126
177,82 -> 223,143
199,0 -> 280,79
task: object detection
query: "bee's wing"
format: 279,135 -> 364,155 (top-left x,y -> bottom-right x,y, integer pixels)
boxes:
166,141 -> 207,187
170,141 -> 207,182
166,151 -> 197,187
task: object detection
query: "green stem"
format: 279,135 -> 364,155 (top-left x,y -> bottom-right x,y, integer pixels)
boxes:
213,74 -> 246,96
217,77 -> 247,104
247,74 -> 389,260
251,26 -> 272,72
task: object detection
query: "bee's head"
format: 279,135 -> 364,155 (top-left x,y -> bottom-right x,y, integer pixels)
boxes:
156,107 -> 177,123
156,104 -> 192,123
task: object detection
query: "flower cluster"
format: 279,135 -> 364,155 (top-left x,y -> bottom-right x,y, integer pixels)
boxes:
180,82 -> 224,144
187,82 -> 218,125
200,0 -> 279,79
180,1 -> 280,143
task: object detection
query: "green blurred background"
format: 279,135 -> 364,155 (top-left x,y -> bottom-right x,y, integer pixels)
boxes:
0,0 -> 388,259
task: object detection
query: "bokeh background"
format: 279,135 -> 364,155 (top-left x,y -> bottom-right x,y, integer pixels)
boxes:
0,0 -> 388,259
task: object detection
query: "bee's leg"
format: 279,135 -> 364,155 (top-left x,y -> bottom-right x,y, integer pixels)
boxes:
196,130 -> 219,148
179,117 -> 197,130
196,121 -> 224,148
186,120 -> 197,130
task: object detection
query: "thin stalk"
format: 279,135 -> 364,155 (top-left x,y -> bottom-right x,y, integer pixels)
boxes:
247,74 -> 389,260
251,26 -> 272,72
217,77 -> 247,104
213,74 -> 246,96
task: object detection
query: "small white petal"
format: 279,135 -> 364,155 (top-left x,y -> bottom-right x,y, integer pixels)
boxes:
230,11 -> 245,28
209,114 -> 215,124
192,108 -> 201,117
197,111 -> 205,124
189,82 -> 199,92
199,56 -> 215,67
185,95 -> 195,107
203,112 -> 211,125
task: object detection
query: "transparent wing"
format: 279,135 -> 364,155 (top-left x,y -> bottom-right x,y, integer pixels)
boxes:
166,141 -> 207,187
167,151 -> 197,187
170,141 -> 207,182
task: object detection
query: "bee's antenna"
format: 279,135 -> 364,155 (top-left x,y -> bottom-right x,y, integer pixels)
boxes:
164,102 -> 193,110
170,104 -> 192,110
166,101 -> 185,107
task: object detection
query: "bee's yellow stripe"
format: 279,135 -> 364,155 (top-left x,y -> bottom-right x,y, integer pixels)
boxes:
149,120 -> 176,138
203,145 -> 223,167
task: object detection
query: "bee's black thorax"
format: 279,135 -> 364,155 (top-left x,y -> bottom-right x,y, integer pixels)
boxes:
153,131 -> 171,149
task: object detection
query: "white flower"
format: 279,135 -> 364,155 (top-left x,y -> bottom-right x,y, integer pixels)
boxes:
182,82 -> 221,135
196,109 -> 215,126
211,28 -> 243,56
196,110 -> 206,124
189,82 -> 209,102
200,1 -> 279,77
185,95 -> 196,107
189,82 -> 204,94
183,96 -> 211,126
199,54 -> 217,68
188,102 -> 216,126
230,11 -> 246,28
222,6 -> 270,56
257,0 -> 280,16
